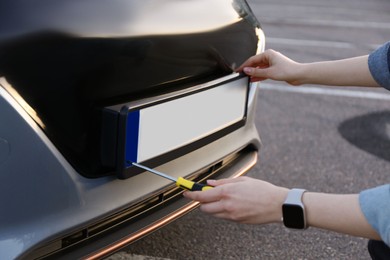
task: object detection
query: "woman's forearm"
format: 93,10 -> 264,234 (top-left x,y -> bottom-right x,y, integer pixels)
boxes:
303,192 -> 381,240
296,55 -> 380,87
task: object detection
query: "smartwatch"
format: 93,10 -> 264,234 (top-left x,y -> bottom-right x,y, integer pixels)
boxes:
282,188 -> 307,229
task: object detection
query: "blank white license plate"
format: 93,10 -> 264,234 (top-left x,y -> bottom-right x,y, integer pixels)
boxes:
123,75 -> 249,169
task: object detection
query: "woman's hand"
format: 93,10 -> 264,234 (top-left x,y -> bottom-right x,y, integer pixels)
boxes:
183,176 -> 289,224
236,49 -> 303,85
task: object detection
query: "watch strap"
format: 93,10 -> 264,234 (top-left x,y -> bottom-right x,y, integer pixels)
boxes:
284,188 -> 306,205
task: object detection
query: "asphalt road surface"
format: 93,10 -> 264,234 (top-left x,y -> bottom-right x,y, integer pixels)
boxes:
108,0 -> 390,259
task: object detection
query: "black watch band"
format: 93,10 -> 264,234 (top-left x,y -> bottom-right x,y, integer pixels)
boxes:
282,188 -> 307,229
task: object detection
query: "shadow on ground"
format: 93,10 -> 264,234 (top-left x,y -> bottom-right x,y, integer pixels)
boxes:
339,110 -> 390,162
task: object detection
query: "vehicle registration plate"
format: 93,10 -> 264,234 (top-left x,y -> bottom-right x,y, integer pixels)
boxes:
114,74 -> 249,178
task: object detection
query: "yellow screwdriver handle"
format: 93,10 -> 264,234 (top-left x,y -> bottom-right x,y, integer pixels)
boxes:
176,177 -> 213,191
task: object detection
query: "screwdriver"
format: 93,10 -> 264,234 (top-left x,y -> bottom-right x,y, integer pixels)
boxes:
131,162 -> 213,191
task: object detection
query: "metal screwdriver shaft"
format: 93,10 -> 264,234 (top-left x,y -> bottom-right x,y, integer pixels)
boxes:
131,162 -> 213,191
132,162 -> 176,182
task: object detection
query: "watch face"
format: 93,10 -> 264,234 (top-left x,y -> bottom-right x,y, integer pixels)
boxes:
282,204 -> 305,229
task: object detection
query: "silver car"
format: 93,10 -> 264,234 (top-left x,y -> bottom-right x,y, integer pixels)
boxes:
0,0 -> 265,258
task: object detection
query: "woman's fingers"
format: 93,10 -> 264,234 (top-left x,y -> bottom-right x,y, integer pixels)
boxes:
236,51 -> 273,72
183,177 -> 247,203
183,185 -> 221,203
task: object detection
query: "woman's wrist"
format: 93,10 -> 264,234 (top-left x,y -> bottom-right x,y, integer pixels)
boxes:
273,187 -> 290,223
291,63 -> 313,85
283,62 -> 308,86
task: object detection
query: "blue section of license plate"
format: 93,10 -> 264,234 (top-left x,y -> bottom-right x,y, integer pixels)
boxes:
124,110 -> 140,167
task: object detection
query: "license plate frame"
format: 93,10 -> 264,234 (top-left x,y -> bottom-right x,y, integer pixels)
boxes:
115,74 -> 249,179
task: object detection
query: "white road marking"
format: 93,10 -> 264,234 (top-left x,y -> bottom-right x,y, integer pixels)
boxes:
266,37 -> 380,49
260,82 -> 390,101
261,17 -> 390,30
